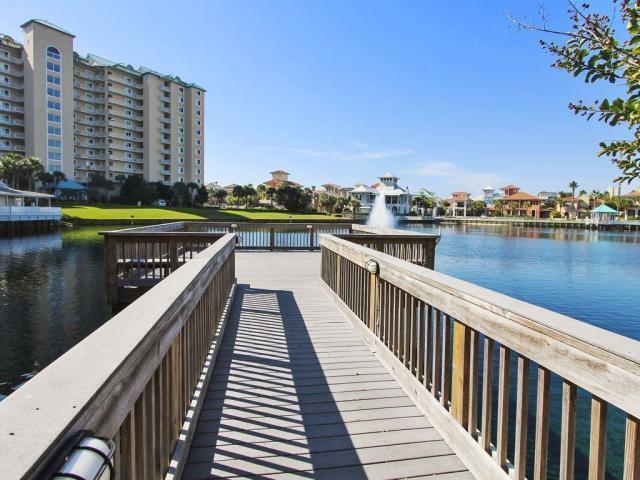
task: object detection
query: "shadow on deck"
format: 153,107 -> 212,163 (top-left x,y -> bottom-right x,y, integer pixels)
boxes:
183,251 -> 471,479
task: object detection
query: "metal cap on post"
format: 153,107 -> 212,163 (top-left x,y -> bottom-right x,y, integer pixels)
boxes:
365,259 -> 379,275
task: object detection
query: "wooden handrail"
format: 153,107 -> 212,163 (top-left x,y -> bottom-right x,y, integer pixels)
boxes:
0,234 -> 236,479
320,234 -> 640,480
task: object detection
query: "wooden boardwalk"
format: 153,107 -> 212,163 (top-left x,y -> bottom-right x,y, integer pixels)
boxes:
183,252 -> 473,479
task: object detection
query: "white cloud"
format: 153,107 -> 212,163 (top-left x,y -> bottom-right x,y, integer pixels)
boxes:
273,146 -> 415,162
414,161 -> 510,194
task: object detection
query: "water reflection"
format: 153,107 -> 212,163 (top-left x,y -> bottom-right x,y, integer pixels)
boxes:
0,227 -> 117,399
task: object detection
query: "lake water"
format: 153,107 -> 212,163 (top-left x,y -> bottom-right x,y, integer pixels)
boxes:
0,224 -> 638,478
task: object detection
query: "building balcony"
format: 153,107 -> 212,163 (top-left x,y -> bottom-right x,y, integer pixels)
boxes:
160,85 -> 171,93
160,148 -> 171,155
160,138 -> 171,145
4,69 -> 23,78
0,104 -> 24,113
106,75 -> 143,88
0,118 -> 23,126
74,70 -> 106,82
108,121 -> 144,132
159,128 -> 171,134
74,107 -> 106,116
159,169 -> 171,176
4,55 -> 23,65
107,96 -> 143,110
0,92 -> 24,102
160,107 -> 171,114
3,81 -> 24,90
76,153 -> 108,161
107,131 -> 143,142
75,118 -> 107,127
0,131 -> 25,139
74,129 -> 106,138
74,140 -> 107,148
160,95 -> 171,102
107,109 -> 143,121
0,144 -> 25,152
160,159 -> 172,165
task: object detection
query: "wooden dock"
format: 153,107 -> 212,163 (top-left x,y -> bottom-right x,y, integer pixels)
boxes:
2,225 -> 639,480
183,252 -> 472,479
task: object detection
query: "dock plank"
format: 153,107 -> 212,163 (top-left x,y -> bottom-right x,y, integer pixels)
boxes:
183,251 -> 474,479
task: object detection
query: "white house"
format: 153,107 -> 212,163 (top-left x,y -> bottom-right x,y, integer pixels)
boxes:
349,173 -> 411,215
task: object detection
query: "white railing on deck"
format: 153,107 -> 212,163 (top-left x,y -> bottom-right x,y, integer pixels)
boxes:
0,206 -> 61,220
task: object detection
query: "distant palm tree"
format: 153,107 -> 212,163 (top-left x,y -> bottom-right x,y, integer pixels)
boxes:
349,199 -> 361,220
568,181 -> 579,219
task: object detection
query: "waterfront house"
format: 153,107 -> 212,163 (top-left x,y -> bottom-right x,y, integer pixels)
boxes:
349,183 -> 378,213
589,204 -> 618,225
537,191 -> 558,203
223,184 -> 237,196
260,170 -> 302,189
447,192 -> 471,217
0,180 -> 60,222
348,173 -> 411,215
502,191 -> 541,218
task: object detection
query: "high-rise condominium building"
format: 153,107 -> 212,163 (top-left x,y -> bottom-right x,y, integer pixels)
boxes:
0,19 -> 205,186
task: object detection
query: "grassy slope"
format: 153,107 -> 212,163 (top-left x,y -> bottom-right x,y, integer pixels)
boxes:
61,204 -> 343,222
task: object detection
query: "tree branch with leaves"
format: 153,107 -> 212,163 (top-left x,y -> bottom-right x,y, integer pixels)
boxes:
509,1 -> 640,183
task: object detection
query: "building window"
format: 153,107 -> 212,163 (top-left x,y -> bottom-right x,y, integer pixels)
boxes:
178,137 -> 184,144
196,110 -> 201,116
195,129 -> 201,136
178,147 -> 184,153
46,62 -> 61,72
196,100 -> 201,106
196,120 -> 201,126
178,127 -> 184,134
126,153 -> 132,159
47,87 -> 61,97
178,87 -> 184,93
178,96 -> 184,103
179,157 -> 184,164
48,126 -> 61,135
48,113 -> 61,123
48,139 -> 62,148
125,131 -> 132,138
46,46 -> 61,60
197,91 -> 201,96
47,100 -> 61,110
126,142 -> 132,148
197,169 -> 201,175
196,149 -> 201,155
196,140 -> 201,145
196,159 -> 201,165
178,167 -> 184,173
47,75 -> 61,85
178,117 -> 184,124
178,107 -> 184,113
48,151 -> 62,160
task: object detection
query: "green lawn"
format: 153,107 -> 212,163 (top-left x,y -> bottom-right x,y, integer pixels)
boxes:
61,204 -> 344,223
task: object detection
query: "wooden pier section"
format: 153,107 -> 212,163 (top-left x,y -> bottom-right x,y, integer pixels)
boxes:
182,252 -> 471,479
1,223 -> 639,480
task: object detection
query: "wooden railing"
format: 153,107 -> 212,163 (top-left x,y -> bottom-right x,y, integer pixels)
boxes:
183,221 -> 354,250
0,234 -> 236,479
101,222 -> 439,307
101,224 -> 225,306
320,234 -> 640,480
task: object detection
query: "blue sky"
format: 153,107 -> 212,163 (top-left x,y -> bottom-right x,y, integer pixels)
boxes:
4,1 -> 632,196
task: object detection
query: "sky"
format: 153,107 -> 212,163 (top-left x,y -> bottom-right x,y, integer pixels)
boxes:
4,1 -> 634,197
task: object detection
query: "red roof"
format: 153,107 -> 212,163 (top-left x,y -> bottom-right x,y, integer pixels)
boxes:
504,191 -> 540,201
501,184 -> 519,190
270,170 -> 290,175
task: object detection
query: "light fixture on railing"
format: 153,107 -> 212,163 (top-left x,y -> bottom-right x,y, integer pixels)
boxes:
306,225 -> 312,229
365,259 -> 379,275
47,431 -> 115,480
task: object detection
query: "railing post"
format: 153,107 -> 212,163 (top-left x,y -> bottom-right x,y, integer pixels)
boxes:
307,225 -> 314,251
452,320 -> 471,428
169,238 -> 179,273
269,227 -> 275,251
104,235 -> 118,306
365,260 -> 380,332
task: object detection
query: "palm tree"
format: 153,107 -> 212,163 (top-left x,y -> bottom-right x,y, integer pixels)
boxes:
492,199 -> 504,216
349,199 -> 361,220
568,181 -> 579,218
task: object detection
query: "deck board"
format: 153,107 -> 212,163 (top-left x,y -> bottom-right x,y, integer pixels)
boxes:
184,252 -> 473,479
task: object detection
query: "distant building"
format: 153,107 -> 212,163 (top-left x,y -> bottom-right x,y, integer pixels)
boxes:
349,173 -> 411,215
501,185 -> 520,197
447,192 -> 470,217
481,186 -> 500,205
261,170 -> 302,189
223,184 -> 237,196
538,191 -> 558,202
608,186 -> 622,197
503,191 -> 541,218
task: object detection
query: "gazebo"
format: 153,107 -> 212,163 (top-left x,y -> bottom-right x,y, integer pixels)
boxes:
0,180 -> 60,222
590,204 -> 618,225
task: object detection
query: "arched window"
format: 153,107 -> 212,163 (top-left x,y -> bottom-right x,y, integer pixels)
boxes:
46,46 -> 61,60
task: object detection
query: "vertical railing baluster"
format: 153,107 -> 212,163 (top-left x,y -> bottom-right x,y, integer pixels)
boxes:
514,355 -> 530,480
559,380 -> 577,480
